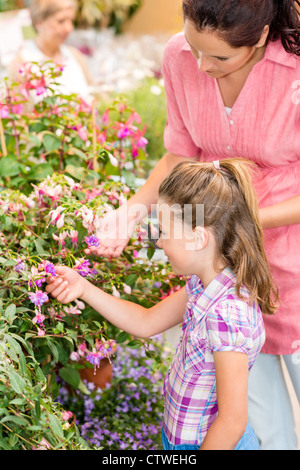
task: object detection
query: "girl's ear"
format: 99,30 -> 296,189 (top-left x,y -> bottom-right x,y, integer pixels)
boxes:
192,226 -> 209,250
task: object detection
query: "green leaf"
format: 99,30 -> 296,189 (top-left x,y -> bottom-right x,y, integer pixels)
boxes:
43,132 -> 61,152
7,368 -> 26,395
48,413 -> 64,439
27,163 -> 53,181
58,366 -> 80,388
65,164 -> 85,181
34,239 -> 50,256
116,330 -> 130,344
1,415 -> 28,426
0,155 -> 20,177
127,340 -> 141,349
4,304 -> 16,322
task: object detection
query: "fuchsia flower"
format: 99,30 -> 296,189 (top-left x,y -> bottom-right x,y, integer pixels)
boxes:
85,235 -> 100,247
0,105 -> 9,119
76,125 -> 88,141
14,260 -> 26,272
28,290 -> 49,306
117,125 -> 132,139
52,231 -> 68,247
44,261 -> 57,276
32,312 -> 46,324
74,258 -> 97,278
62,411 -> 73,421
69,229 -> 78,247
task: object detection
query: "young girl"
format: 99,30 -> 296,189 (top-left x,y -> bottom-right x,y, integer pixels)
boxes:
46,159 -> 278,450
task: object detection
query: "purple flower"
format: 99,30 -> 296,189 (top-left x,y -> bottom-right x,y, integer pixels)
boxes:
45,262 -> 57,276
74,259 -> 96,278
14,261 -> 25,272
28,290 -> 49,306
85,235 -> 100,247
86,352 -> 103,367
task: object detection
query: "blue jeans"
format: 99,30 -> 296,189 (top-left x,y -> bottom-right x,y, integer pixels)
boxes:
248,353 -> 300,450
161,422 -> 260,450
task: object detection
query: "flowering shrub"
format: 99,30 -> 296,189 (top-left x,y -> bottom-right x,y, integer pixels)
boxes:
0,61 -> 147,194
0,62 -> 183,449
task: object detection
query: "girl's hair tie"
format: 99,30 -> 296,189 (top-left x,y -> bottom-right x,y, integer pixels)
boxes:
212,160 -> 220,170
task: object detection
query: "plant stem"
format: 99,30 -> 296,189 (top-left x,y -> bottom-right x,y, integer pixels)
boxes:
0,115 -> 7,156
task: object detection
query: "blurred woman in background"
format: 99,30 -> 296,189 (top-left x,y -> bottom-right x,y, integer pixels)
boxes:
9,0 -> 93,102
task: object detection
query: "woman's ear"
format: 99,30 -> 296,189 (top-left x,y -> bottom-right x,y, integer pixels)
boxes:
256,25 -> 270,48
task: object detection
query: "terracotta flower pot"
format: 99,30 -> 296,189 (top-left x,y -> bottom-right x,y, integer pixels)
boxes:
79,358 -> 113,389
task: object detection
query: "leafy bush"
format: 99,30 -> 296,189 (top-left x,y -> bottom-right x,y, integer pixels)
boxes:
0,61 -> 182,449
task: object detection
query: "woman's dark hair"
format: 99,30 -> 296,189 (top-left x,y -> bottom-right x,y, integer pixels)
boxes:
182,0 -> 300,56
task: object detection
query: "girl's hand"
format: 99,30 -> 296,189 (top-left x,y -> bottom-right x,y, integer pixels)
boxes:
46,265 -> 88,304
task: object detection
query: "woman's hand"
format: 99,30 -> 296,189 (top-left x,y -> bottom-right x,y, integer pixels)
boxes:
84,205 -> 139,258
46,265 -> 89,304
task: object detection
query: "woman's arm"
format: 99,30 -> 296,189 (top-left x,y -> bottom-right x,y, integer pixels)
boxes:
260,194 -> 300,229
46,265 -> 187,338
199,351 -> 249,450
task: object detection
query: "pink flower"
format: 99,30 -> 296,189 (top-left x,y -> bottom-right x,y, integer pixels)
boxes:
0,105 -> 9,119
62,411 -> 73,421
28,290 -> 49,306
136,136 -> 148,148
117,125 -> 132,139
56,213 -> 65,229
77,125 -> 88,141
52,231 -> 68,247
11,103 -> 23,115
64,305 -> 82,315
101,108 -> 110,125
70,351 -> 80,361
32,312 -> 46,324
49,206 -> 64,224
69,229 -> 78,247
32,438 -> 51,450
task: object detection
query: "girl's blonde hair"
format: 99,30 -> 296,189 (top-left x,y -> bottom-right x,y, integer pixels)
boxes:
29,0 -> 77,27
158,158 -> 278,315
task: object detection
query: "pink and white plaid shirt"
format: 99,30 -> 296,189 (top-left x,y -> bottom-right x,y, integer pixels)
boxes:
163,268 -> 265,446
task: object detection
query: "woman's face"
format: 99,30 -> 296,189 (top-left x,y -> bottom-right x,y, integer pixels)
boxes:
36,5 -> 76,45
184,19 -> 262,79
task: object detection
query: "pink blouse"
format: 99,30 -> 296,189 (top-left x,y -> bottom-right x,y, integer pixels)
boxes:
163,32 -> 300,355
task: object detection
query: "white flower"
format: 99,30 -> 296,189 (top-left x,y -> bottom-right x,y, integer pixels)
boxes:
150,85 -> 162,96
108,153 -> 118,167
112,285 -> 120,298
123,284 -> 131,295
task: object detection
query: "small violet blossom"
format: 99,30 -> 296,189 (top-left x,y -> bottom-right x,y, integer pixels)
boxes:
85,235 -> 100,247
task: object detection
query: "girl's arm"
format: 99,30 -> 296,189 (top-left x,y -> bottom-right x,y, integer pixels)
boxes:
260,194 -> 300,229
46,266 -> 187,338
199,351 -> 249,450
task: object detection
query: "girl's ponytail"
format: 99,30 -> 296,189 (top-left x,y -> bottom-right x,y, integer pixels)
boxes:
159,158 -> 279,315
218,159 -> 278,315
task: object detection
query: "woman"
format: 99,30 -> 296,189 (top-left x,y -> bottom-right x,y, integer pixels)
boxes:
9,0 -> 93,102
87,0 -> 300,450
